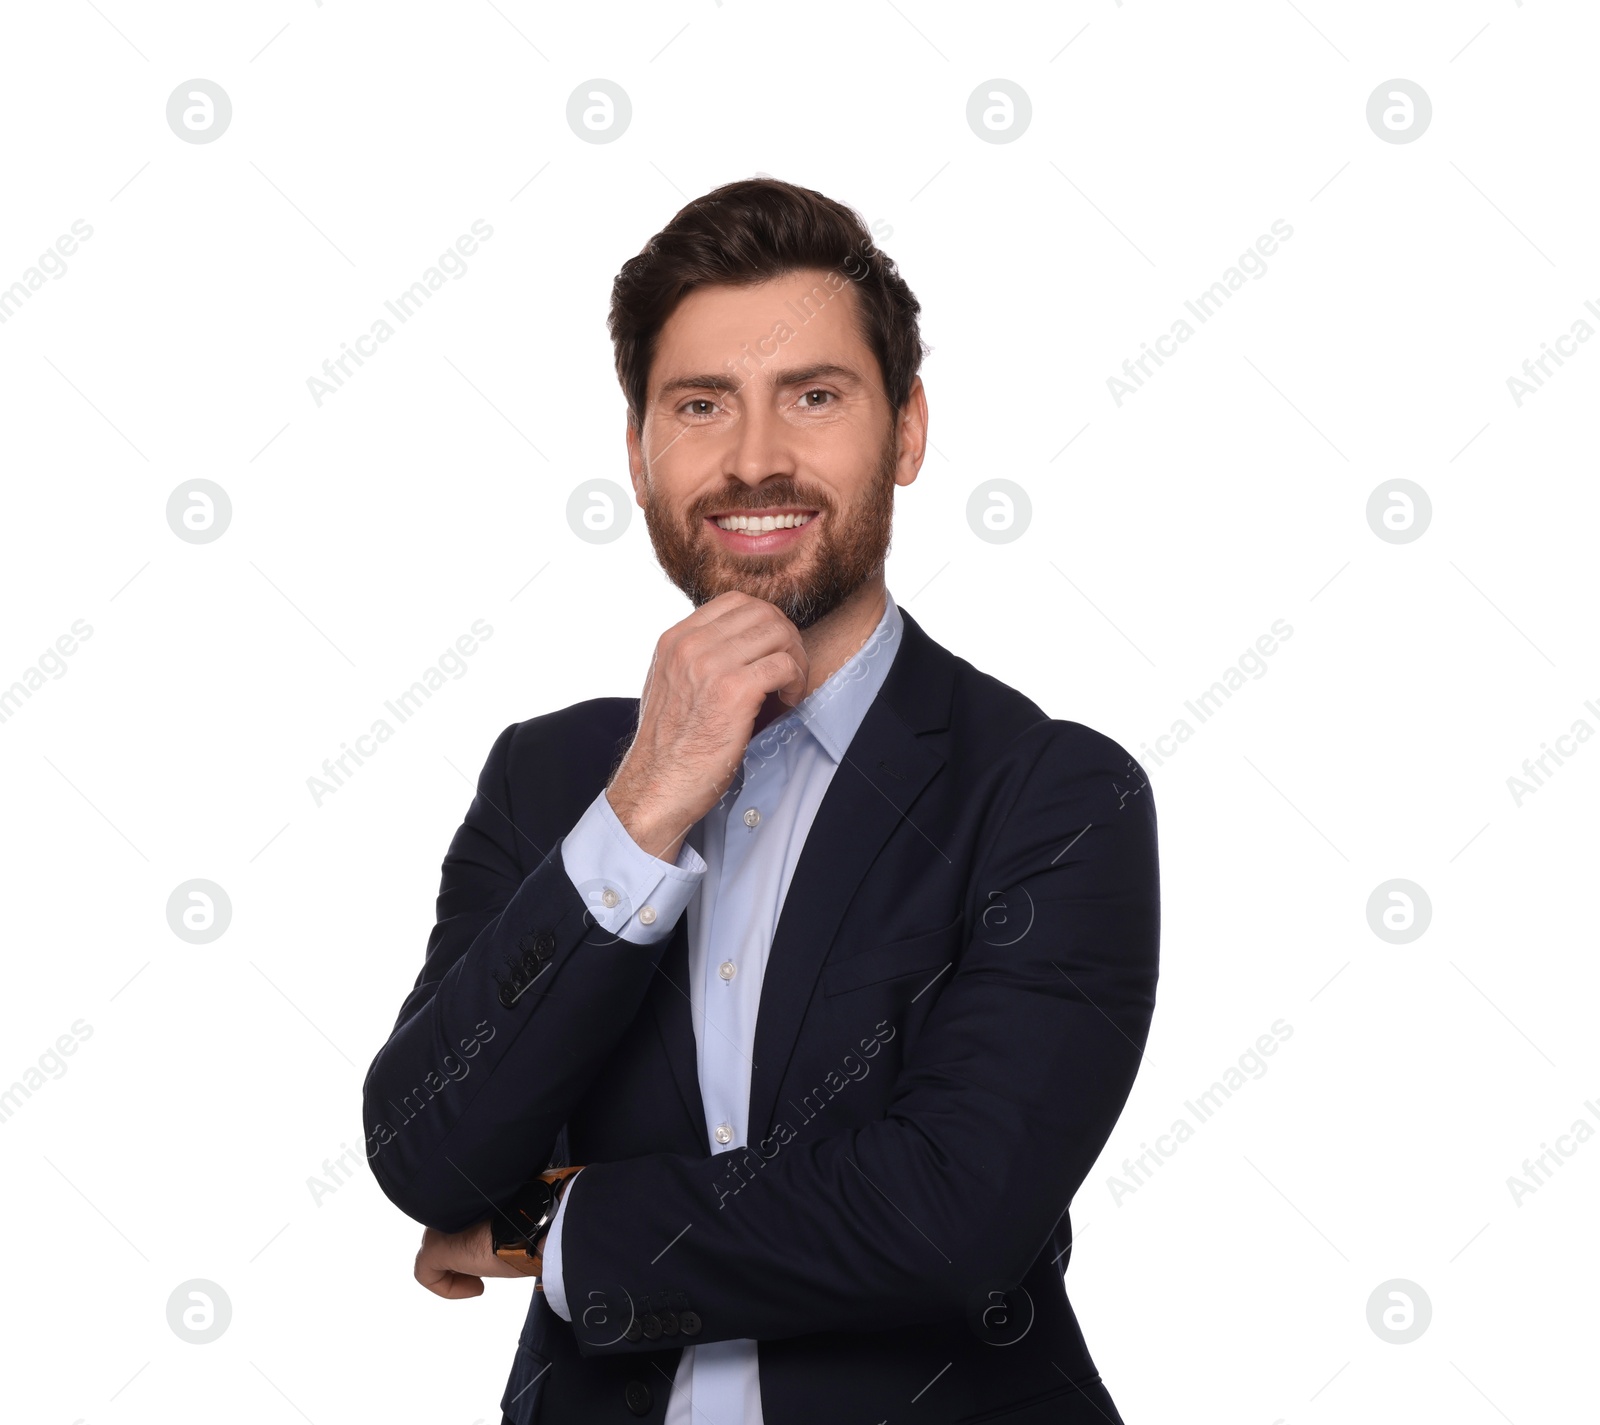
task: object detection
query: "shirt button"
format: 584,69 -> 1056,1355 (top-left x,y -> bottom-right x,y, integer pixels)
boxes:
638,905 -> 657,926
718,959 -> 736,981
601,887 -> 620,909
742,807 -> 761,828
714,1122 -> 733,1144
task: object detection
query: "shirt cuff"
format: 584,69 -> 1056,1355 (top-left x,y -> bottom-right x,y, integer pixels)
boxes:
540,1168 -> 581,1322
561,787 -> 704,944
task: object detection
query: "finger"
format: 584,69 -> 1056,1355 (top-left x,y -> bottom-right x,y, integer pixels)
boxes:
649,602 -> 756,689
670,590 -> 760,647
759,622 -> 809,707
689,588 -> 765,621
684,603 -> 804,678
666,603 -> 765,667
680,591 -> 795,647
747,650 -> 809,709
778,627 -> 809,704
424,1270 -> 485,1300
415,1239 -> 486,1297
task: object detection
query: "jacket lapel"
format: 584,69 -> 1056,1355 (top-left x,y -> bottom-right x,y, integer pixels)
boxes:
746,608 -> 954,1141
644,606 -> 958,1150
649,913 -> 707,1142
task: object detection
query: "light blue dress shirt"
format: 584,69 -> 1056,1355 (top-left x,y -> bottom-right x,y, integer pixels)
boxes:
544,588 -> 904,1425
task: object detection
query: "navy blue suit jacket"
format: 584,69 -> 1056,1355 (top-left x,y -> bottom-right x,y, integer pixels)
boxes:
362,606 -> 1160,1424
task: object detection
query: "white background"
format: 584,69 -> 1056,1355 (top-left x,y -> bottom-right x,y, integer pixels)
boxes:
1,2 -> 1596,1422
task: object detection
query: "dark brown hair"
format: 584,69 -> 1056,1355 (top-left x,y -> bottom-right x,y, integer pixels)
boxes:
608,176 -> 926,431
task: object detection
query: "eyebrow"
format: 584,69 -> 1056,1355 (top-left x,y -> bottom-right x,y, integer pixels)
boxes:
655,361 -> 865,401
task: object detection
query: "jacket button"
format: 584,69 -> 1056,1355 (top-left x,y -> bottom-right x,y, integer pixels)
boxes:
679,1309 -> 701,1336
659,1307 -> 679,1336
624,1380 -> 652,1416
535,931 -> 557,954
623,1316 -> 643,1343
641,1312 -> 662,1341
497,982 -> 518,1009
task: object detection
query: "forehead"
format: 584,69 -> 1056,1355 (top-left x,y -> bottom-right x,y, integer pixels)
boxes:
649,269 -> 871,387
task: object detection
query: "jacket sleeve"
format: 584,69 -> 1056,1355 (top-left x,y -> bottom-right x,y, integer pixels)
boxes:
556,720 -> 1160,1355
360,720 -> 701,1233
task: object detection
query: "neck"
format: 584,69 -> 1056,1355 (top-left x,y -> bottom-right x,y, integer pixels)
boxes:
753,575 -> 887,734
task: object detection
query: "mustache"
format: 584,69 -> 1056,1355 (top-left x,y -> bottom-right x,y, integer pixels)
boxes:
691,482 -> 829,519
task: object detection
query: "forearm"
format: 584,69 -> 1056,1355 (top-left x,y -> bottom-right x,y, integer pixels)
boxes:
560,1000 -> 1149,1352
362,845 -> 666,1231
365,774 -> 704,1234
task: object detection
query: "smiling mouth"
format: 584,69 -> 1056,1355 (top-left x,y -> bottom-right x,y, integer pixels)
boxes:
706,507 -> 818,532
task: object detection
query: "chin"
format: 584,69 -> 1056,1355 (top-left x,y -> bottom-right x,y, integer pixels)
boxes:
706,553 -> 810,595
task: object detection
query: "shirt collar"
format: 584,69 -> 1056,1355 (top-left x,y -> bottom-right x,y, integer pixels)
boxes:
756,586 -> 903,766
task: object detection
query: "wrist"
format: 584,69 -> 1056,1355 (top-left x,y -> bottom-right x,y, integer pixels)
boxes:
605,781 -> 688,864
491,1166 -> 583,1278
534,1170 -> 579,1289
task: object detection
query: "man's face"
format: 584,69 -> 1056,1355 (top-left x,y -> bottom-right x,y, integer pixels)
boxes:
627,268 -> 926,630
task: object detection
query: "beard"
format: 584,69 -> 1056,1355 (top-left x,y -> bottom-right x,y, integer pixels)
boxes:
640,427 -> 897,631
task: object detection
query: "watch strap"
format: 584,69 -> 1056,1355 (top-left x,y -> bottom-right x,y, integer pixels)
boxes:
493,1166 -> 584,1276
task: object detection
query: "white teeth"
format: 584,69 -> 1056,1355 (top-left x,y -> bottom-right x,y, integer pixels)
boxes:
714,512 -> 814,532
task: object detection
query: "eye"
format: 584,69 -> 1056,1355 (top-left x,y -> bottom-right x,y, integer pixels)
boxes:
798,388 -> 835,408
680,398 -> 719,418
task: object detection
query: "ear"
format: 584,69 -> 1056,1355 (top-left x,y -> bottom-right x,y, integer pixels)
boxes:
892,376 -> 928,489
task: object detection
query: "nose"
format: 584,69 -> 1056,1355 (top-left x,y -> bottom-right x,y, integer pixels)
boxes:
724,388 -> 797,489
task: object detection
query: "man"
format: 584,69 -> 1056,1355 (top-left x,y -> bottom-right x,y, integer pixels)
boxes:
362,177 -> 1160,1425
